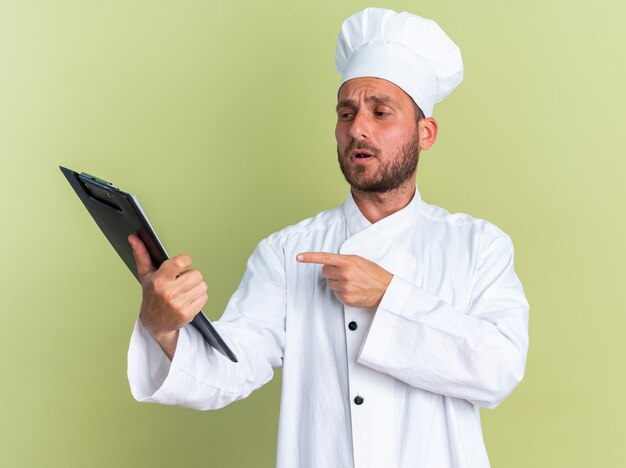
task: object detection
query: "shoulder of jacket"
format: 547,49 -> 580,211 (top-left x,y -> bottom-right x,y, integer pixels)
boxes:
260,205 -> 345,248
419,199 -> 510,242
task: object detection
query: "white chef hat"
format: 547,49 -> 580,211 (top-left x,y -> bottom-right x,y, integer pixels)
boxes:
335,8 -> 463,117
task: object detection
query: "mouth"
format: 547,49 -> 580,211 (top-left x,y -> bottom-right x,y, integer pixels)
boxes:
349,149 -> 375,163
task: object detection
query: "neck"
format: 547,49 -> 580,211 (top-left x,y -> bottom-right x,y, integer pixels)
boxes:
351,180 -> 416,224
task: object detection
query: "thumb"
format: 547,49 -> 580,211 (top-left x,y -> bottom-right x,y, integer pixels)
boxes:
128,234 -> 156,279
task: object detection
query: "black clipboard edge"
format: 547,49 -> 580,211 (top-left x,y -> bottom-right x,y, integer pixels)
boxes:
60,166 -> 238,363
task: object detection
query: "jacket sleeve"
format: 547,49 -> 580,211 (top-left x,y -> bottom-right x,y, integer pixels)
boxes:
127,237 -> 286,410
357,233 -> 529,408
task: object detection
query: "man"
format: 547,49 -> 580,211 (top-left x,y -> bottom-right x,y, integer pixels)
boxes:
127,8 -> 528,468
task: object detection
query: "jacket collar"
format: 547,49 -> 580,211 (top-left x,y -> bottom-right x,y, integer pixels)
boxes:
342,186 -> 423,241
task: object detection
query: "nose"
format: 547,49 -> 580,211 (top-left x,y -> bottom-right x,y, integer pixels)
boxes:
349,111 -> 371,141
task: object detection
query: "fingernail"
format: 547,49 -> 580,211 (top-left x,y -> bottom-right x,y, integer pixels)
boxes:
296,254 -> 304,262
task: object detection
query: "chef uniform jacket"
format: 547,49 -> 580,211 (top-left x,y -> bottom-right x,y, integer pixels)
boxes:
128,188 -> 529,468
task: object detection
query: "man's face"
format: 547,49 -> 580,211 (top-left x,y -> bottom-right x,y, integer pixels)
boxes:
335,77 -> 420,193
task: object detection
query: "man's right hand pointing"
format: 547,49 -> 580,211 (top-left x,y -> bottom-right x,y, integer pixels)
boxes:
128,234 -> 208,360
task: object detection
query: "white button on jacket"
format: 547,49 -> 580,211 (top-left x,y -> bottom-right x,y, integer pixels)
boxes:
128,189 -> 529,468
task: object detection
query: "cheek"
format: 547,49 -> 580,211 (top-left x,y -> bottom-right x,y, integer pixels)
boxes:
335,123 -> 349,147
380,130 -> 408,153
382,125 -> 416,150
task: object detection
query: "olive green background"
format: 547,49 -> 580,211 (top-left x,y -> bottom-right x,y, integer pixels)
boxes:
1,0 -> 624,467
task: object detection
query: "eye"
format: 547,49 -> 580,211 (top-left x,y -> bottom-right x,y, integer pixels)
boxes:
338,110 -> 355,121
374,107 -> 391,117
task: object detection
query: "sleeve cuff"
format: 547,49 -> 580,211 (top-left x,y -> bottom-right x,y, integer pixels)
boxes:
357,275 -> 435,370
127,318 -> 201,403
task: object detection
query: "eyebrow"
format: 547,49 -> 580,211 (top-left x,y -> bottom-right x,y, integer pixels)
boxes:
335,95 -> 399,112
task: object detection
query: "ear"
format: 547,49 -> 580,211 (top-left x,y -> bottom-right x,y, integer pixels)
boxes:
418,117 -> 438,151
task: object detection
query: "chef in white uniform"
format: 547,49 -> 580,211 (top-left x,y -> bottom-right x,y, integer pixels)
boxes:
127,8 -> 529,468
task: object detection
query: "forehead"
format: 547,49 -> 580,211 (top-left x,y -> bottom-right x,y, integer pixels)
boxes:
337,77 -> 414,107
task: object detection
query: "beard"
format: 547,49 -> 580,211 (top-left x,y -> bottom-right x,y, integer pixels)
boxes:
337,133 -> 420,193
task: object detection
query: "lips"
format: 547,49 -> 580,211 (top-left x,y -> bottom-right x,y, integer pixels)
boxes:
342,141 -> 380,165
349,148 -> 375,162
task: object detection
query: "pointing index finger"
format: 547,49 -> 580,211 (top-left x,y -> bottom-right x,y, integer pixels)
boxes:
297,252 -> 346,266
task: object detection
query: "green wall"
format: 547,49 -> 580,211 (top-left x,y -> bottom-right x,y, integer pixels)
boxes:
2,1 -> 625,466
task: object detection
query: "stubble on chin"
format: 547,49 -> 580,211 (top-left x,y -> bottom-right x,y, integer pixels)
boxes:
337,133 -> 420,193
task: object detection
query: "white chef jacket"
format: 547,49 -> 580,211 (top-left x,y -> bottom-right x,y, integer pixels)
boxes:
128,188 -> 529,468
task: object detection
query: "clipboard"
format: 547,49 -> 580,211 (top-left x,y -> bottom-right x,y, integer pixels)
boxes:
60,166 -> 238,363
